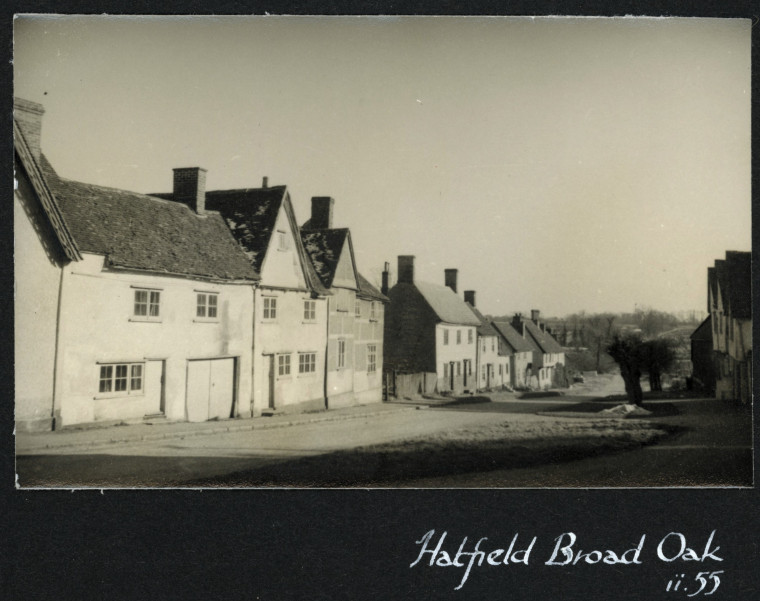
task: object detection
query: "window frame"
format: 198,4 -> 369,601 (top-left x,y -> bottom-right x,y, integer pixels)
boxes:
276,230 -> 289,251
337,339 -> 346,369
96,362 -> 145,398
263,296 -> 278,321
367,344 -> 377,374
195,291 -> 219,322
277,353 -> 291,377
131,287 -> 162,322
303,299 -> 317,322
298,352 -> 317,375
443,329 -> 449,345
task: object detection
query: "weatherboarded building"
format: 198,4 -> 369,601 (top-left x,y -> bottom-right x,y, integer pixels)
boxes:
383,256 -> 479,396
15,98 -> 258,431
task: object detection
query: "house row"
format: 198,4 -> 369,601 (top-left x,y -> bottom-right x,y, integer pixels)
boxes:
14,98 -> 387,432
690,251 -> 751,403
382,255 -> 565,396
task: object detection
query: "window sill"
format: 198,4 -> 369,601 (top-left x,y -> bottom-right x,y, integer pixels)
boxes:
130,317 -> 162,323
302,320 -> 317,324
94,392 -> 145,400
193,318 -> 219,324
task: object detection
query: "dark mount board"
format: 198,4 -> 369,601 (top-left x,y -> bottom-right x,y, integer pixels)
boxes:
3,1 -> 758,600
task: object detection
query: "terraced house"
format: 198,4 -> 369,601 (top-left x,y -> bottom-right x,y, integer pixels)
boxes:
700,251 -> 752,403
153,174 -> 331,416
15,98 -> 258,431
384,257 -> 479,395
300,197 -> 388,407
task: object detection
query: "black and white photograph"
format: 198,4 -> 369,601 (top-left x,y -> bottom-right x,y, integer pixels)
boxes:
13,15 -> 752,489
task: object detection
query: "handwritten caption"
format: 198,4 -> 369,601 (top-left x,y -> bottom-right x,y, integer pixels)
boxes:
410,529 -> 724,592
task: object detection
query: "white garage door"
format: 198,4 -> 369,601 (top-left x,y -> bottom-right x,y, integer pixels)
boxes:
186,358 -> 235,422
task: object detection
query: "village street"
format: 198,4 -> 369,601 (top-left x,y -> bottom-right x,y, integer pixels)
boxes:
16,376 -> 752,488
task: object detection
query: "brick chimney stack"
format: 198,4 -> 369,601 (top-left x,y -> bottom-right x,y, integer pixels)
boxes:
173,167 -> 207,215
464,290 -> 476,307
381,262 -> 390,296
310,197 -> 334,229
512,313 -> 524,335
14,98 -> 45,161
444,269 -> 458,293
262,176 -> 268,188
398,255 -> 415,285
531,309 -> 541,325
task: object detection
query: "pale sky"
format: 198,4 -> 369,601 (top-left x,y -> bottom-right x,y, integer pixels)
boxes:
13,16 -> 751,317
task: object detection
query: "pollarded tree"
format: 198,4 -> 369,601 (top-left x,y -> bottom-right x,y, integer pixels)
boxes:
606,333 -> 645,406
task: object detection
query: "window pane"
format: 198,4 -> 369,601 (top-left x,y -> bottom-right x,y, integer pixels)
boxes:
197,294 -> 206,318
149,291 -> 160,317
130,364 -> 143,391
115,364 -> 128,391
99,366 -> 113,393
134,290 -> 148,316
208,295 -> 217,318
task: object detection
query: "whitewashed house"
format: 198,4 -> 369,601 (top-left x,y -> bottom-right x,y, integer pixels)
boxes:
154,178 -> 332,416
14,98 -> 259,431
464,291 -> 506,391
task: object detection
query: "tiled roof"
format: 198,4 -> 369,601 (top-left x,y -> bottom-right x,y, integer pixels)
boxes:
356,272 -> 389,302
414,281 -> 480,326
14,124 -> 81,262
523,319 -> 565,354
155,185 -> 329,295
39,156 -> 258,281
492,321 -> 534,353
300,228 -> 349,288
466,303 -> 500,337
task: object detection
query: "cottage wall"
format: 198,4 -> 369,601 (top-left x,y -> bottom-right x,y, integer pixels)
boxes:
14,168 -> 66,431
55,253 -> 254,426
477,334 -> 503,390
436,324 -> 478,394
384,284 -> 437,374
352,298 -> 385,404
252,288 -> 327,414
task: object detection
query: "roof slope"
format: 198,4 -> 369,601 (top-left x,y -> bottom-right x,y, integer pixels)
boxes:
690,316 -> 713,341
14,123 -> 81,262
492,321 -> 534,353
40,157 -> 257,281
300,228 -> 349,288
356,273 -> 389,302
523,319 -> 564,354
466,303 -> 500,337
414,281 -> 480,326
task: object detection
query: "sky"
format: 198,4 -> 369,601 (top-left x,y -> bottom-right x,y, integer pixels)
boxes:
13,16 -> 751,317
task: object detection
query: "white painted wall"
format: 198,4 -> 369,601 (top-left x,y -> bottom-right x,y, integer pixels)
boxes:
352,298 -> 384,404
435,323 -> 477,392
55,253 -> 254,426
14,173 -> 64,430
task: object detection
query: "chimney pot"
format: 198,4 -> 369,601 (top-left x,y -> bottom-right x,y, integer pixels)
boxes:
14,98 -> 45,160
464,290 -> 476,307
444,269 -> 458,293
381,262 -> 390,296
398,255 -> 415,285
173,167 -> 207,215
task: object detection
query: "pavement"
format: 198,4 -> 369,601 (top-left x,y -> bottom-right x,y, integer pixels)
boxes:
16,401 -> 417,453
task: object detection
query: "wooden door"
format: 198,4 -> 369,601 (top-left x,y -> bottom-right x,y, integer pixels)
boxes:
209,358 -> 235,419
186,360 -> 211,422
261,355 -> 275,409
